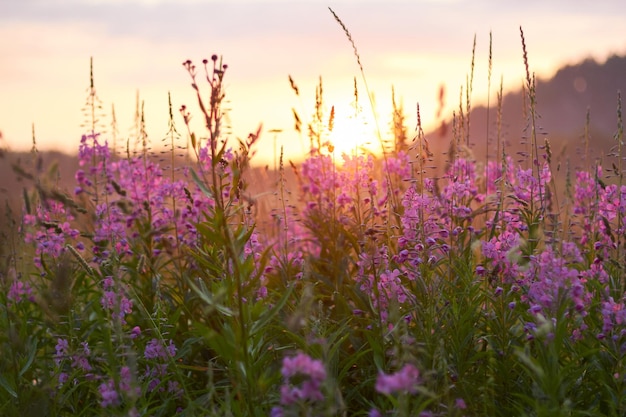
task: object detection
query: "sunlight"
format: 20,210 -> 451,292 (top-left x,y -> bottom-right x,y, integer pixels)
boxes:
327,104 -> 381,158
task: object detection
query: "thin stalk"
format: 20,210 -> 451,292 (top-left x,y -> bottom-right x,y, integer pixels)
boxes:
87,58 -> 99,207
486,31 -> 493,173
615,92 -> 624,284
184,57 -> 255,413
488,77 -> 505,241
111,103 -> 118,159
328,7 -> 401,239
278,146 -> 290,256
584,107 -> 591,169
520,27 -> 544,215
497,76 -> 503,169
166,92 -> 185,299
466,34 -> 476,149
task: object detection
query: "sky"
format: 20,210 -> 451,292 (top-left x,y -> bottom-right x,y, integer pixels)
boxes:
1,0 -> 625,164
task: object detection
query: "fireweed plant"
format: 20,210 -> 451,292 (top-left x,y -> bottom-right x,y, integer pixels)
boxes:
2,19 -> 626,416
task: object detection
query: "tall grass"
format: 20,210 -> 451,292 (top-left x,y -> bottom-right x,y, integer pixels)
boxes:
1,16 -> 626,417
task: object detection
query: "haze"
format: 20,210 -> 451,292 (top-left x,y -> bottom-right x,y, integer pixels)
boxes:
1,0 -> 625,164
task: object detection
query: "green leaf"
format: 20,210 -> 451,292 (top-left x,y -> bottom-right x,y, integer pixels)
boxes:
249,284 -> 294,337
0,374 -> 17,399
515,347 -> 545,380
19,337 -> 38,378
187,277 -> 234,317
190,168 -> 213,199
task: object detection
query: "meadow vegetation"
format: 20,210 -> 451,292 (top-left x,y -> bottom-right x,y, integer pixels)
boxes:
1,16 -> 626,417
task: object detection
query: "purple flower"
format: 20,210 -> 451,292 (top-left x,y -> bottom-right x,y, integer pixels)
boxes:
71,355 -> 92,372
119,366 -> 134,392
278,352 -> 327,406
130,326 -> 141,339
147,377 -> 161,392
281,352 -> 326,381
8,281 -> 34,304
168,380 -> 184,398
54,338 -> 69,366
144,338 -> 163,360
100,275 -> 134,324
270,407 -> 284,417
375,363 -> 420,395
57,372 -> 68,387
144,338 -> 177,361
99,379 -> 120,408
166,340 -> 177,358
143,339 -> 177,393
456,398 -> 467,409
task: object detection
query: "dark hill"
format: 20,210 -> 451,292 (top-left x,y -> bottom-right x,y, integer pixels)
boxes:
425,53 -> 626,174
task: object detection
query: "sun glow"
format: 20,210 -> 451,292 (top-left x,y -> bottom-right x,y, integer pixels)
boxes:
327,104 -> 382,158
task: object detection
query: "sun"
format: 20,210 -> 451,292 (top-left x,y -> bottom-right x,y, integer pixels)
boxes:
327,104 -> 382,158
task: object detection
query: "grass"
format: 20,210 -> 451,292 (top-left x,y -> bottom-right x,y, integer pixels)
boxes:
1,13 -> 626,417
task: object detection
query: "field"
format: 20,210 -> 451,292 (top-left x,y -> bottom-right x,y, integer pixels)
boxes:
1,23 -> 626,417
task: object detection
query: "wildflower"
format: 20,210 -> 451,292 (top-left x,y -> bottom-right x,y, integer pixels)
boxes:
100,275 -> 133,324
456,398 -> 467,409
147,376 -> 161,392
369,409 -> 382,417
99,379 -> 120,408
375,363 -> 420,395
130,326 -> 141,339
168,380 -> 184,398
58,372 -> 68,386
279,352 -> 327,405
119,366 -> 133,392
143,339 -> 177,394
71,349 -> 92,373
281,352 -> 326,381
8,280 -> 34,304
145,338 -> 171,360
54,338 -> 69,366
270,407 -> 284,417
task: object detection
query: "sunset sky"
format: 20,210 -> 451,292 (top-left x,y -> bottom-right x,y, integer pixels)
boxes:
1,0 -> 625,164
